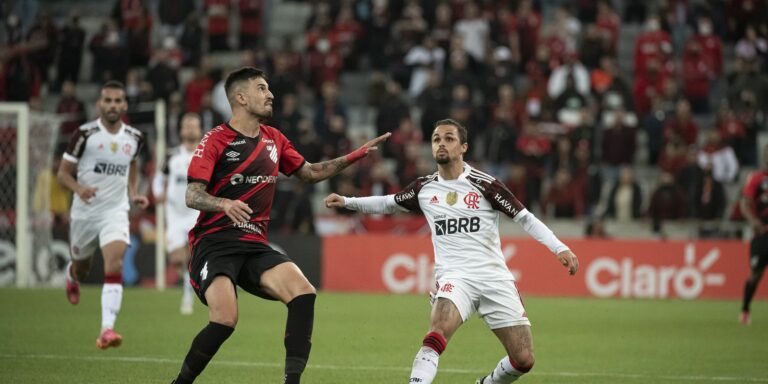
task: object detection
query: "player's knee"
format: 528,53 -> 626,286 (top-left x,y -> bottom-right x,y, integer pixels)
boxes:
210,311 -> 238,328
510,351 -> 535,373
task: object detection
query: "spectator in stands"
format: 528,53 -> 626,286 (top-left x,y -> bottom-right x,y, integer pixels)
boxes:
89,20 -> 128,83
692,17 -> 723,79
56,80 -> 86,142
483,46 -> 517,100
204,0 -> 231,51
735,25 -> 768,65
388,117 -> 422,163
331,4 -> 364,69
198,91 -> 224,131
580,24 -> 607,70
430,2 -> 453,52
125,7 -> 152,68
504,163 -> 528,207
180,12 -> 203,67
239,0 -> 264,49
112,0 -> 147,31
359,162 -> 400,197
634,14 -> 673,76
658,135 -> 690,178
592,56 -> 633,112
404,36 -> 446,99
603,166 -> 642,222
697,131 -> 739,184
515,0 -> 542,67
681,40 -> 714,114
542,168 -> 584,218
306,24 -> 343,89
716,101 -> 748,164
158,0 -> 195,40
516,123 -> 551,211
728,58 -> 768,114
26,9 -> 57,85
275,93 -> 303,143
552,74 -> 589,127
692,164 -> 726,238
55,13 -> 86,89
314,81 -> 347,138
322,115 -> 352,160
184,65 -> 213,113
664,99 -> 698,146
4,51 -> 42,102
375,80 -> 410,137
601,108 -> 637,167
648,171 -> 688,237
596,1 -> 620,55
633,58 -> 669,116
146,50 -> 179,102
454,1 -> 490,63
365,2 -> 393,71
418,71 -> 450,140
733,91 -> 764,166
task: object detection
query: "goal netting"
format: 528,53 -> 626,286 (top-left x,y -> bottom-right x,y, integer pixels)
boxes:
0,103 -> 63,287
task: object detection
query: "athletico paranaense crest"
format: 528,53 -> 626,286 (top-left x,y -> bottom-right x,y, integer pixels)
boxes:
446,191 -> 458,206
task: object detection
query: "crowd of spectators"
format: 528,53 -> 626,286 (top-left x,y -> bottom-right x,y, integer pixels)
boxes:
1,0 -> 768,238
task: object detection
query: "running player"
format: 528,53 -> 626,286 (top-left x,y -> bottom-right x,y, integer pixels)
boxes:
170,67 -> 390,384
325,119 -> 579,384
739,145 -> 768,325
57,80 -> 149,349
153,113 -> 203,315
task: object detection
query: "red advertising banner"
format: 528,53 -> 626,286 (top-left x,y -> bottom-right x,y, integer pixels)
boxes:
322,236 -> 768,300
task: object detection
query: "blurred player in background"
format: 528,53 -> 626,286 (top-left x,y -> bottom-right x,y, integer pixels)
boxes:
170,67 -> 390,384
153,113 -> 203,315
57,80 -> 149,349
739,144 -> 768,325
325,119 -> 578,384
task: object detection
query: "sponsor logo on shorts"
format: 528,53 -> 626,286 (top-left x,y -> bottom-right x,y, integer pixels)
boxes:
440,282 -> 454,293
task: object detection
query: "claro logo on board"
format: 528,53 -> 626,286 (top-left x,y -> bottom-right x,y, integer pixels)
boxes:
585,244 -> 725,299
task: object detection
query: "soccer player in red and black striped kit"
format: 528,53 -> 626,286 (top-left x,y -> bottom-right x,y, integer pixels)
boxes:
740,146 -> 768,325
171,67 -> 390,383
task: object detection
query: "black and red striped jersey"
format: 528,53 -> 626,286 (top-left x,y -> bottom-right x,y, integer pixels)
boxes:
187,123 -> 305,245
743,170 -> 768,224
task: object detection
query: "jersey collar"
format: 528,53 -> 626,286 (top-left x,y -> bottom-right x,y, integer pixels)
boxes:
97,118 -> 125,136
437,162 -> 472,182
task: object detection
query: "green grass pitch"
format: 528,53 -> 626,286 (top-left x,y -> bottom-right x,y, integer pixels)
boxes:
0,288 -> 766,383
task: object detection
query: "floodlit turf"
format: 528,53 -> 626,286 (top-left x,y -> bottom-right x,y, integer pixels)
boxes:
0,288 -> 766,383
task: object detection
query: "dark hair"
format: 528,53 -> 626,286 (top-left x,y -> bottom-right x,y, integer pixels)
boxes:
224,67 -> 267,100
433,118 -> 468,144
101,80 -> 125,92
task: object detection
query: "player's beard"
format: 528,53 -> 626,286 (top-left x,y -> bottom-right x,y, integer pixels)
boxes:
435,153 -> 450,164
103,110 -> 121,125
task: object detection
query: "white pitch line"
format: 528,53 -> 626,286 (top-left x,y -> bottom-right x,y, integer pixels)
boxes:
1,353 -> 767,383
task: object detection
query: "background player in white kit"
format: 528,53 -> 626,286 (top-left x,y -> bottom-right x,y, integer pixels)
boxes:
325,119 -> 579,384
57,81 -> 149,349
153,113 -> 203,315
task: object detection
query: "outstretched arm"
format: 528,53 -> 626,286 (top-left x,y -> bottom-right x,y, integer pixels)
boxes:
294,133 -> 391,183
515,209 -> 579,275
324,193 -> 407,214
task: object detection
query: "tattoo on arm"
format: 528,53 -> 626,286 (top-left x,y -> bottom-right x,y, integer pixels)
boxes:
298,156 -> 350,183
185,182 -> 223,212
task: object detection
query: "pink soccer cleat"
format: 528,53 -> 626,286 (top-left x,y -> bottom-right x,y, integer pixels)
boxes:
66,279 -> 80,305
740,311 -> 751,326
96,328 -> 123,350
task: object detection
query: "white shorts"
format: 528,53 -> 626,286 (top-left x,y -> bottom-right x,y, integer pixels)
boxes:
166,217 -> 196,253
69,213 -> 130,261
435,278 -> 530,329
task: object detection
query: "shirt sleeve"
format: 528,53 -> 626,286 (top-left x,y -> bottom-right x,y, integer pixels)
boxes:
132,132 -> 145,161
278,132 -> 306,176
482,178 -> 526,220
187,131 -> 221,185
344,195 -> 406,214
63,128 -> 90,164
393,178 -> 424,213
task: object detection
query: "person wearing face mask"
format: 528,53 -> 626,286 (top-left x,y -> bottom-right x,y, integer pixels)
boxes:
634,14 -> 673,77
153,113 -> 204,315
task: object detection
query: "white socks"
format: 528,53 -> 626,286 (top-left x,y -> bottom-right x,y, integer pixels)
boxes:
483,357 -> 526,384
409,347 -> 440,383
66,262 -> 76,282
101,283 -> 123,330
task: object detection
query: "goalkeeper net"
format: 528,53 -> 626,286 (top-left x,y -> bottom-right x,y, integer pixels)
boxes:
0,103 -> 64,287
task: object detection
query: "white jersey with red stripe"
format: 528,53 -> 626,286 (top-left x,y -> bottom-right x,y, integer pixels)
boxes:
63,119 -> 144,220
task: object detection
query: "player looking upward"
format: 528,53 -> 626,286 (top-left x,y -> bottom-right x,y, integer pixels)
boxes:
325,119 -> 579,384
740,145 -> 768,325
170,67 -> 390,384
153,113 -> 203,315
57,80 -> 149,349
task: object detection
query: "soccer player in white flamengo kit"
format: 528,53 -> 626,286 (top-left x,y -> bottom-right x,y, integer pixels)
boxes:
152,113 -> 203,315
325,119 -> 579,384
57,81 -> 149,349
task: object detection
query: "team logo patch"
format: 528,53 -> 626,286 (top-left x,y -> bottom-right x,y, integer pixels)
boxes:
429,196 -> 439,204
266,145 -> 278,163
446,191 -> 458,206
464,192 -> 481,209
109,142 -> 118,153
98,143 -> 104,150
122,143 -> 132,155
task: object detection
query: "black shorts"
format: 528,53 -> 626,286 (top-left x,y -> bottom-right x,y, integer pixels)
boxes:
189,238 -> 292,305
749,234 -> 768,270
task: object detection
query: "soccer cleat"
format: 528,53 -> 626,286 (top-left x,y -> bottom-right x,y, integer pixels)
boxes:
96,328 -> 123,349
475,376 -> 487,384
740,311 -> 751,325
66,279 -> 80,305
